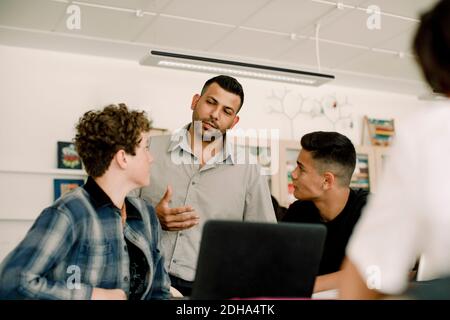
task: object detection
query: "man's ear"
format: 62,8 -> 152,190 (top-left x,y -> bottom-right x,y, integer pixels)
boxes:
191,94 -> 201,110
114,149 -> 128,170
230,115 -> 240,129
322,172 -> 335,190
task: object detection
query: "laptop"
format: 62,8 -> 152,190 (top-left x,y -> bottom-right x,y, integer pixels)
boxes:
190,220 -> 326,300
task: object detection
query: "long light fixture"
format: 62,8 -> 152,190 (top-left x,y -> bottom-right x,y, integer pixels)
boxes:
140,50 -> 335,86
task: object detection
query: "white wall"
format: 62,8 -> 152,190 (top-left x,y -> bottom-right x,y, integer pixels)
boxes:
0,45 -> 428,261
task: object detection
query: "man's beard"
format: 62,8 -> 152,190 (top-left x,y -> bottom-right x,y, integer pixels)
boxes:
193,120 -> 224,142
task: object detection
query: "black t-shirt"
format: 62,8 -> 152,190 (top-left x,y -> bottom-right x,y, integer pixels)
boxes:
125,237 -> 149,300
282,188 -> 369,275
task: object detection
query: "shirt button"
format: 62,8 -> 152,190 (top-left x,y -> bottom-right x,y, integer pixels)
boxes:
173,259 -> 177,264
124,276 -> 129,282
191,181 -> 196,185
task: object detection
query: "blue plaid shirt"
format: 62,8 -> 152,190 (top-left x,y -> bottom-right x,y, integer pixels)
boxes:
0,177 -> 171,300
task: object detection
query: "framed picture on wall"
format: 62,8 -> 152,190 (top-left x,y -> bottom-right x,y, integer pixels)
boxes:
54,179 -> 84,200
362,116 -> 395,146
350,146 -> 377,193
57,141 -> 82,169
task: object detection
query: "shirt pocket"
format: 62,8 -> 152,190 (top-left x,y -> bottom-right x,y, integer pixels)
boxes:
77,241 -> 113,287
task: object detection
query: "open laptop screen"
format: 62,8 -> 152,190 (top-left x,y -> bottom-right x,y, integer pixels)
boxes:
190,220 -> 326,300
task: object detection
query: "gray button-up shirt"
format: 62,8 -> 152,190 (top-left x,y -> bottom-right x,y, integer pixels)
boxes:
140,126 -> 276,281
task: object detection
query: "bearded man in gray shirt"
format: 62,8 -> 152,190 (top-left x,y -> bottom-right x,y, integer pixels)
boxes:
140,75 -> 276,296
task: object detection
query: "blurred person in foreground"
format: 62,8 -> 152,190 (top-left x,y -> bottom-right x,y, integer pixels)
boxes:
340,0 -> 450,299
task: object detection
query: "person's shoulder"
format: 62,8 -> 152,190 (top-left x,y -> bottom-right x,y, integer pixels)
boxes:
282,200 -> 317,222
399,102 -> 450,139
351,188 -> 370,202
49,187 -> 89,217
347,188 -> 369,219
30,189 -> 88,230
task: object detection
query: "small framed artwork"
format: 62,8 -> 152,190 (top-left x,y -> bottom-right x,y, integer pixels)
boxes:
54,179 -> 84,200
57,141 -> 82,169
350,146 -> 377,193
362,116 -> 395,147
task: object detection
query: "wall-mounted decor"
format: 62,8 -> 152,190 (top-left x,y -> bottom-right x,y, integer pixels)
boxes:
54,179 -> 84,200
267,89 -> 353,139
350,146 -> 377,192
57,141 -> 82,169
362,116 -> 395,146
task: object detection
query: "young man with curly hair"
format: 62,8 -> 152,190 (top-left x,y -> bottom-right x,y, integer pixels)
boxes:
0,104 -> 170,300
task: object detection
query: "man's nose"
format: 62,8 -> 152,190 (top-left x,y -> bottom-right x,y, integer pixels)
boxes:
291,168 -> 298,180
210,106 -> 220,120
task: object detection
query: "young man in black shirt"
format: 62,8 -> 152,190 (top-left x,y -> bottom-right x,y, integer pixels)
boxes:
282,131 -> 368,293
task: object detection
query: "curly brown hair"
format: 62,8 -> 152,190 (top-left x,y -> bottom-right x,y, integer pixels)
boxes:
74,103 -> 152,177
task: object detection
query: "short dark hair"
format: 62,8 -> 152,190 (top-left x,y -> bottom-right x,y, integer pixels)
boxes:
301,131 -> 356,187
74,103 -> 151,178
413,0 -> 450,94
201,75 -> 244,111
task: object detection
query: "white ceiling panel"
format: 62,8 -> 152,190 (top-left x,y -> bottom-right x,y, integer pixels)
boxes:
161,0 -> 270,25
53,5 -> 156,41
210,28 -> 295,60
136,16 -> 233,51
77,0 -> 170,12
375,25 -> 418,54
0,0 -> 65,31
359,0 -> 439,19
242,0 -> 335,34
339,50 -> 423,80
0,27 -> 150,61
0,0 -> 440,95
281,38 -> 368,69
320,8 -> 416,47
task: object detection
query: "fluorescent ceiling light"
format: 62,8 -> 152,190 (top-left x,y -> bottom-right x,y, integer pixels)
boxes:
140,50 -> 334,86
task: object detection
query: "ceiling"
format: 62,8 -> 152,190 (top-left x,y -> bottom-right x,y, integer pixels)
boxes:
0,0 -> 440,95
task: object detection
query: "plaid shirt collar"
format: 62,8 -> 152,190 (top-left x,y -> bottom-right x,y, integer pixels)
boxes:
83,176 -> 141,220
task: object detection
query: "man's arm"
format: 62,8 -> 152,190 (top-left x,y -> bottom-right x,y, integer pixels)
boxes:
339,258 -> 383,299
313,271 -> 341,293
243,166 -> 277,222
0,208 -> 126,300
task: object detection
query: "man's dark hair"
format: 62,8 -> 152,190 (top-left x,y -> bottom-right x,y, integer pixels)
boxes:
74,103 -> 151,177
201,75 -> 244,111
301,131 -> 356,187
413,0 -> 450,94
